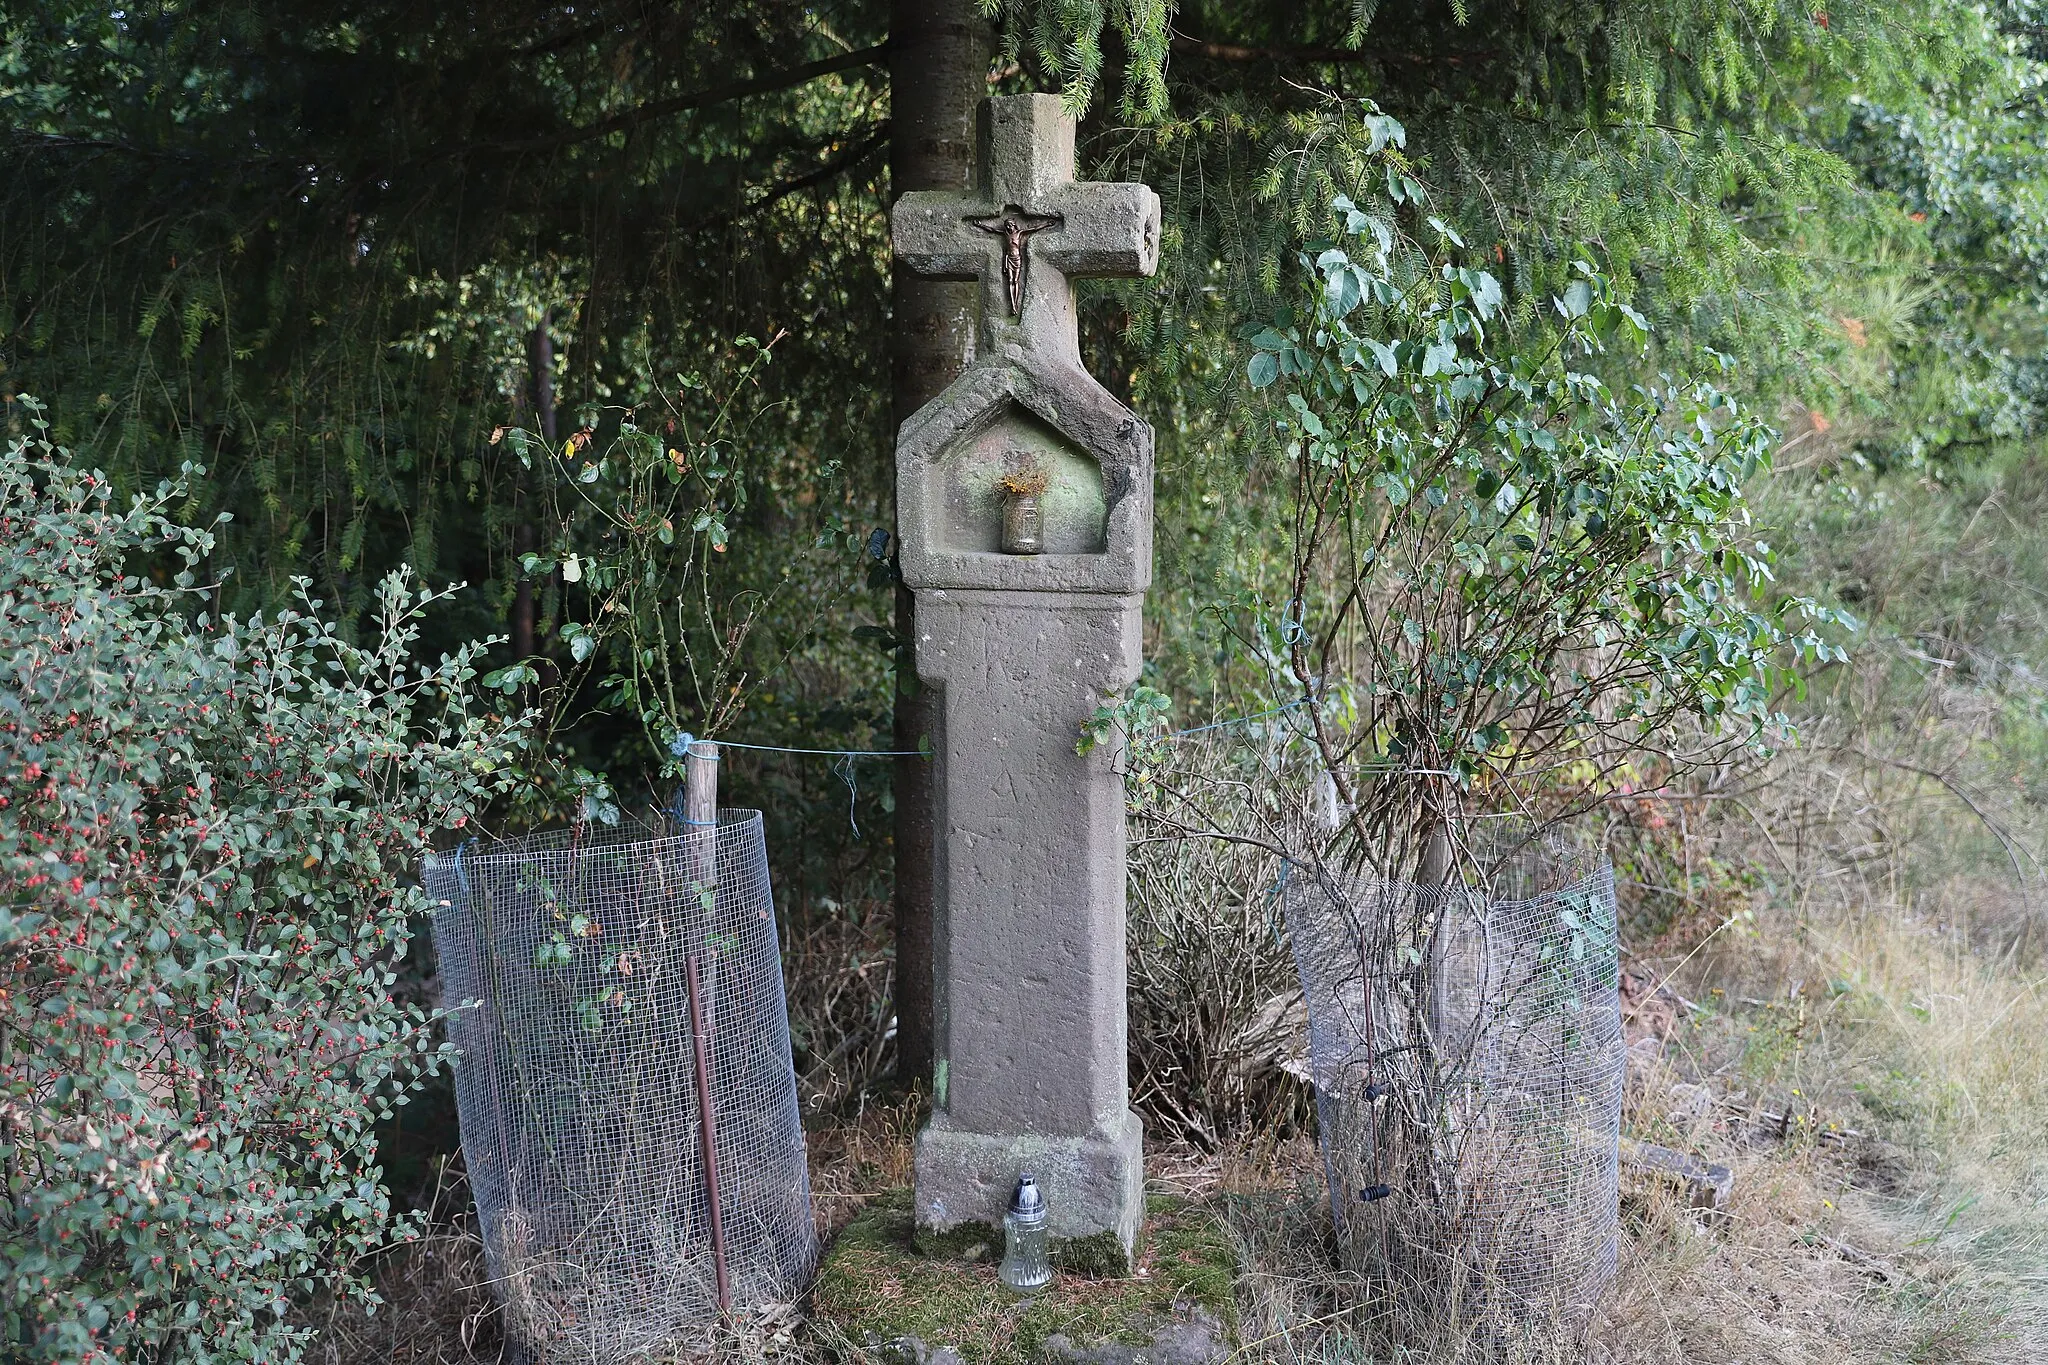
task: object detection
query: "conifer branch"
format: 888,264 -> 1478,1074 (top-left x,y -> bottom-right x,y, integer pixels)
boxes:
740,124 -> 890,218
1169,33 -> 1493,67
487,43 -> 891,154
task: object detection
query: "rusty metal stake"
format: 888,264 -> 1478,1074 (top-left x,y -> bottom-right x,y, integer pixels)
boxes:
686,951 -> 730,1316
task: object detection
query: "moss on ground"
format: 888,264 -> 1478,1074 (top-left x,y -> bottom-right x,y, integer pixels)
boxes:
812,1190 -> 1236,1362
1046,1227 -> 1132,1279
911,1217 -> 1004,1266
909,1221 -> 1138,1278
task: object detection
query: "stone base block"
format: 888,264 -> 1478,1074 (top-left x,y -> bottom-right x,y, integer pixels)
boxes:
914,1109 -> 1144,1275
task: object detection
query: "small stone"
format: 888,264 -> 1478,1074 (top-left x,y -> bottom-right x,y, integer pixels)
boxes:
1620,1137 -> 1734,1212
880,1336 -> 966,1365
1667,1081 -> 1716,1123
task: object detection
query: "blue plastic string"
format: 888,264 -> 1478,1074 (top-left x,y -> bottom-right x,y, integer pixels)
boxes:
1263,858 -> 1294,945
668,730 -> 919,840
451,837 -> 475,906
671,733 -> 923,760
831,753 -> 864,840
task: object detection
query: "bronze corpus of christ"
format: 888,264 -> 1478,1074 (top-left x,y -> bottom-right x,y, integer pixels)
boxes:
967,207 -> 1063,316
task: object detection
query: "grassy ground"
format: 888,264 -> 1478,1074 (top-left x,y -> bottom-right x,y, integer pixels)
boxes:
796,918 -> 2047,1364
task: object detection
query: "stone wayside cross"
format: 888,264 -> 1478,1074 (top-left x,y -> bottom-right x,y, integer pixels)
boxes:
890,93 -> 1161,1272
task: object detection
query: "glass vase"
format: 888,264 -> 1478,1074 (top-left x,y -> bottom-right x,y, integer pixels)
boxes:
998,1176 -> 1053,1292
1000,491 -> 1043,554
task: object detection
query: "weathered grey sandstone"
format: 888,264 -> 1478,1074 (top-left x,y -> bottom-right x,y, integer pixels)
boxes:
890,93 -> 1162,1270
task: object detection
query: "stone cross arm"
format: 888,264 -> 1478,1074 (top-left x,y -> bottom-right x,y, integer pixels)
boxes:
892,94 -> 1161,361
893,180 -> 1160,280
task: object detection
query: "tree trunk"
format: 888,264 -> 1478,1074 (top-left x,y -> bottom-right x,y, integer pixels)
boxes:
889,0 -> 987,1086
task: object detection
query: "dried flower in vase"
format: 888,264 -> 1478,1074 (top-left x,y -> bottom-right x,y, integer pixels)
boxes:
996,466 -> 1050,497
997,461 -> 1049,554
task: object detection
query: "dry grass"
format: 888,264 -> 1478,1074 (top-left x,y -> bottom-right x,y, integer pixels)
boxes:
1128,891 -> 2048,1365
802,1090 -> 923,1243
1114,628 -> 2048,1364
317,743 -> 2048,1365
320,750 -> 2048,1365
1583,673 -> 2048,1359
1586,952 -> 2047,1363
294,1159 -> 507,1365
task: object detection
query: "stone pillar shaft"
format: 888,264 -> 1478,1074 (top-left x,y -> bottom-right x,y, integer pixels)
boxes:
889,93 -> 1162,1271
922,590 -> 1138,1136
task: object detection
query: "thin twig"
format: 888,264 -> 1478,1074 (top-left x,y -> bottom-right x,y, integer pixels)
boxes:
1849,747 -> 2038,909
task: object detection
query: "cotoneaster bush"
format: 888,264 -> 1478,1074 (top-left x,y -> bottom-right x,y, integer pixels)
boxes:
0,401 -> 523,1362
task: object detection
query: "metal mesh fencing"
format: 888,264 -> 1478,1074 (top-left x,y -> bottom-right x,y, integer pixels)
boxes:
425,809 -> 816,1362
1285,830 -> 1624,1346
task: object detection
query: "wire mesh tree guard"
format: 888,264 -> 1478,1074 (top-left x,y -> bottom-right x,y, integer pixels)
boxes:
426,806 -> 816,1362
1285,828 -> 1624,1346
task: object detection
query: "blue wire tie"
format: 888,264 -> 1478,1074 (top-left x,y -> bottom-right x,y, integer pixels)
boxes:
832,752 -> 863,840
452,836 -> 475,905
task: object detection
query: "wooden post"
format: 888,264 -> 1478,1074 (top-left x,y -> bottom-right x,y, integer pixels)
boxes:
683,739 -> 720,922
684,739 -> 720,834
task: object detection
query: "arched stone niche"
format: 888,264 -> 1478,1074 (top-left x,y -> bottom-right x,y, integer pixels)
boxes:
931,401 -> 1107,557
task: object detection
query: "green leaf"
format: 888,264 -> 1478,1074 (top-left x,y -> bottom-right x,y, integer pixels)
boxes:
1323,265 -> 1362,318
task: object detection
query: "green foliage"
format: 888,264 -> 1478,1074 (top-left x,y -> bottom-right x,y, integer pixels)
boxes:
978,0 -> 1171,119
3,3 -> 911,904
3,0 -> 895,627
1829,3 -> 2048,466
0,403 -> 522,1361
1077,683 -> 1173,756
1249,193 -> 1851,867
11,0 -> 2044,825
1027,0 -> 2048,484
480,337 -> 876,772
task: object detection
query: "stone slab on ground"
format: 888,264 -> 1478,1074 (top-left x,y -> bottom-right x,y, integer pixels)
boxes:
810,1190 -> 1233,1365
1620,1136 -> 1734,1212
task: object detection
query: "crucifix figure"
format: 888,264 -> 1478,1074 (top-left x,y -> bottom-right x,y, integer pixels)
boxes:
895,95 -> 1160,368
967,207 -> 1063,316
889,95 -> 1162,1275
